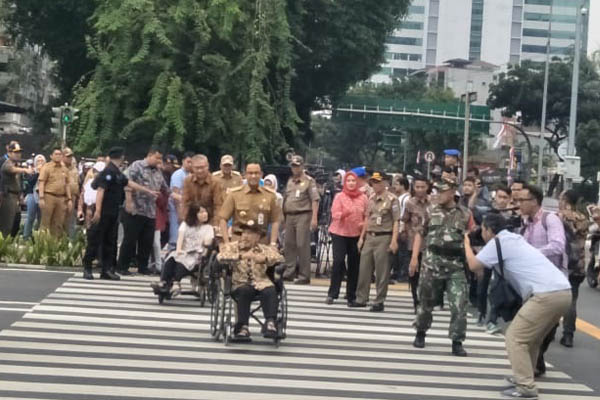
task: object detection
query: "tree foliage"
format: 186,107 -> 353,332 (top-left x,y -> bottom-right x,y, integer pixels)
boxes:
487,58 -> 600,157
3,0 -> 411,161
72,0 -> 299,162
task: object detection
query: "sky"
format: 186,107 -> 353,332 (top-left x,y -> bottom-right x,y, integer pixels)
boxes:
589,0 -> 600,55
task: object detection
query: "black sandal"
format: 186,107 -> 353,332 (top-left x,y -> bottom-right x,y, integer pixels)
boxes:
263,320 -> 277,339
234,325 -> 252,342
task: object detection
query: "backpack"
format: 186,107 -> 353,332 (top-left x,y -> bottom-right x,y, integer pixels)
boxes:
537,212 -> 580,271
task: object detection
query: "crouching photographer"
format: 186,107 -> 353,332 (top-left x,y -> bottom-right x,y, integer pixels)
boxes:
464,213 -> 571,400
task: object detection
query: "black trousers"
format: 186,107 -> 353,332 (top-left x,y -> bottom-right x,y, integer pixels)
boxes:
563,274 -> 584,335
327,234 -> 360,302
233,285 -> 277,329
83,213 -> 119,273
477,268 -> 492,317
161,257 -> 190,283
117,212 -> 155,272
391,237 -> 410,280
407,251 -> 422,312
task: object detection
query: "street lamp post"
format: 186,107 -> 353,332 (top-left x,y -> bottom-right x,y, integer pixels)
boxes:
565,2 -> 586,189
462,80 -> 474,181
539,1 -> 553,186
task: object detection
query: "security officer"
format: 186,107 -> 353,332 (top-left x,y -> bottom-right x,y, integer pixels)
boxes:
0,143 -> 33,236
351,172 -> 400,312
411,177 -> 473,356
443,149 -> 461,184
82,147 -> 159,280
219,163 -> 281,245
212,154 -> 243,198
282,155 -> 319,284
38,147 -> 72,237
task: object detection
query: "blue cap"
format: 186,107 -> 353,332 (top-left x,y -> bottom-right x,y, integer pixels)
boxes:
443,149 -> 461,157
351,167 -> 366,177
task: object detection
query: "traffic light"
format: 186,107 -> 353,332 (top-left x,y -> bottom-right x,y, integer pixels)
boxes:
51,106 -> 64,136
62,106 -> 79,126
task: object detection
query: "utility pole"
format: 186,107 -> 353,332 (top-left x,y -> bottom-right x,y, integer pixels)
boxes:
539,0 -> 553,187
462,80 -> 474,181
566,2 -> 586,189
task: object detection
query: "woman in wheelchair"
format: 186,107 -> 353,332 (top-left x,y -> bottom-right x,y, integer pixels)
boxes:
217,222 -> 284,341
151,204 -> 214,296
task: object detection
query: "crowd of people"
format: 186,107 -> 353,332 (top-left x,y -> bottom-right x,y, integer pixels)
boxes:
2,141 -> 600,399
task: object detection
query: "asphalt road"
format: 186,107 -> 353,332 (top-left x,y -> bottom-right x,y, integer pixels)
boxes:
0,269 -> 73,331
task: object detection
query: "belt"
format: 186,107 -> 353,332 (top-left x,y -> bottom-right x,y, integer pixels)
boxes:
367,231 -> 392,236
285,210 -> 311,215
46,192 -> 66,197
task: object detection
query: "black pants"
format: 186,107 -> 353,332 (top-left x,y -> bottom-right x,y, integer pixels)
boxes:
537,323 -> 559,374
477,268 -> 492,317
327,234 -> 360,302
161,257 -> 190,283
563,274 -> 584,335
233,285 -> 277,329
408,251 -> 422,312
83,213 -> 119,273
117,212 -> 155,272
11,211 -> 21,237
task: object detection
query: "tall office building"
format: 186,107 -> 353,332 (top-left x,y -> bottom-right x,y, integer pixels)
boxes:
371,0 -> 590,83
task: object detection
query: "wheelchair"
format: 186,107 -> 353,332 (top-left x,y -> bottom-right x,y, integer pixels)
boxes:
208,258 -> 288,347
152,246 -> 218,306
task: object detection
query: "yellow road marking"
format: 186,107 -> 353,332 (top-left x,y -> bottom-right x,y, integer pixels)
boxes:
576,318 -> 600,340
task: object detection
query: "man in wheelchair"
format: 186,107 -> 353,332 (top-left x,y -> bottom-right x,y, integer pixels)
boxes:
217,221 -> 284,341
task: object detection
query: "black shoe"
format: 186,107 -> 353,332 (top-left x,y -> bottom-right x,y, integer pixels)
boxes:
117,269 -> 133,276
100,271 -> 121,280
369,303 -> 384,312
413,331 -> 426,348
560,334 -> 573,348
138,268 -> 152,275
347,301 -> 367,308
325,297 -> 334,305
477,313 -> 486,327
293,278 -> 310,285
83,269 -> 94,280
452,341 -> 467,357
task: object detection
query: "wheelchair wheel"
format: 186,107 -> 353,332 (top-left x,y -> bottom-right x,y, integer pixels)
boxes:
210,279 -> 222,340
158,293 -> 165,304
199,285 -> 206,308
277,287 -> 288,340
223,294 -> 234,346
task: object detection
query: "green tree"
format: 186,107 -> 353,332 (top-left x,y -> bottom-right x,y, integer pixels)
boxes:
487,58 -> 600,156
71,0 -> 298,162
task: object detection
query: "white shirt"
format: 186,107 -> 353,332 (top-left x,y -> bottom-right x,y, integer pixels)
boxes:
476,230 -> 571,299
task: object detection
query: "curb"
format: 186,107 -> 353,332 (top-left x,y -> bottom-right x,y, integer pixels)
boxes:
0,263 -> 82,272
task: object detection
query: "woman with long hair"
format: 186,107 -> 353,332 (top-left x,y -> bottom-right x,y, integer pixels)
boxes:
326,171 -> 368,305
151,204 -> 214,296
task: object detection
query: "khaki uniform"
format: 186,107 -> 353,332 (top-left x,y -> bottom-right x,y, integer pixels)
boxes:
0,159 -> 21,236
282,174 -> 320,280
212,170 -> 243,200
219,184 -> 281,241
39,161 -> 70,236
356,190 -> 400,305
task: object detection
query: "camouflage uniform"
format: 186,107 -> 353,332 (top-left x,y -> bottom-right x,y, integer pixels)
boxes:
415,189 -> 472,342
218,241 -> 284,290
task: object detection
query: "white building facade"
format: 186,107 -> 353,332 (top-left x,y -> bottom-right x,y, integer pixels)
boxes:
371,0 -> 590,83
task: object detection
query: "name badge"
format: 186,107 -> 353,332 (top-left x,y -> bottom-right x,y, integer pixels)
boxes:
376,216 -> 382,225
295,190 -> 300,198
258,213 -> 264,225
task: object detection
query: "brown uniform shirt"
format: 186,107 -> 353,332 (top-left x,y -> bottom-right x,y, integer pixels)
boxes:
402,196 -> 431,252
212,170 -> 243,200
365,190 -> 400,233
182,173 -> 223,225
66,165 -> 80,198
283,174 -> 319,214
219,185 -> 281,236
39,161 -> 70,196
218,242 -> 284,290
